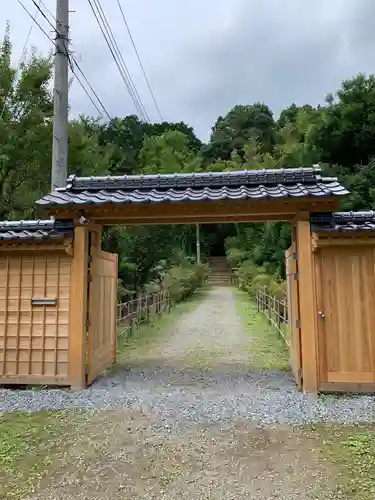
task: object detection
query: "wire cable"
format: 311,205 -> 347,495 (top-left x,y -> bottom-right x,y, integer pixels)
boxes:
116,0 -> 163,121
87,0 -> 150,121
31,0 -> 56,33
16,0 -> 54,44
71,57 -> 112,120
91,0 -> 149,121
72,66 -> 108,118
39,0 -> 56,22
14,0 -> 112,122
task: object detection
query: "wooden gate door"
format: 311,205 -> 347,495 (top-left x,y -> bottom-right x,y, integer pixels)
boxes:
315,246 -> 375,390
87,247 -> 118,385
285,242 -> 302,388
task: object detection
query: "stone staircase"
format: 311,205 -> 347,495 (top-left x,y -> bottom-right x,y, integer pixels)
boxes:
207,256 -> 232,287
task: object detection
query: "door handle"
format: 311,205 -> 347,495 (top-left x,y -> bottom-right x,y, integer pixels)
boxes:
318,311 -> 325,319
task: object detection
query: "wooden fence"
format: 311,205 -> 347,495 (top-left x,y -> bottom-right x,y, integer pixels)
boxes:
255,289 -> 289,347
116,290 -> 171,337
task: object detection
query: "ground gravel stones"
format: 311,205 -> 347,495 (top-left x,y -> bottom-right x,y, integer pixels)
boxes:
5,287 -> 372,499
1,287 -> 375,426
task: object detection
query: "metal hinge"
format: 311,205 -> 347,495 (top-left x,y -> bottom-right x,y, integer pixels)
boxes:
292,252 -> 297,260
88,255 -> 93,265
296,319 -> 301,328
294,272 -> 299,281
88,273 -> 92,283
86,318 -> 91,329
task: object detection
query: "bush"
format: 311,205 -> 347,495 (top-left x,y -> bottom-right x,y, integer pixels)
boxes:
163,262 -> 208,302
226,246 -> 248,269
235,258 -> 286,300
144,262 -> 208,303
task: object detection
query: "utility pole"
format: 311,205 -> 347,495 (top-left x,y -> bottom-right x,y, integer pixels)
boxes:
196,224 -> 201,263
51,0 -> 69,191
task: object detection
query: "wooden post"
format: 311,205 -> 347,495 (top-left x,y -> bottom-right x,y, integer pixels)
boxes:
68,225 -> 88,390
112,253 -> 118,365
196,223 -> 201,263
295,216 -> 318,393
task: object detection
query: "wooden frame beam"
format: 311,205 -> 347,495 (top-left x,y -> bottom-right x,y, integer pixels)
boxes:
43,197 -> 341,225
91,214 -> 297,225
68,226 -> 88,390
296,215 -> 318,393
0,238 -> 73,255
312,232 -> 375,251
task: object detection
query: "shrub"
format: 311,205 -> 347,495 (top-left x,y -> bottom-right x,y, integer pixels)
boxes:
163,262 -> 208,302
143,262 -> 208,303
226,247 -> 248,269
234,258 -> 286,300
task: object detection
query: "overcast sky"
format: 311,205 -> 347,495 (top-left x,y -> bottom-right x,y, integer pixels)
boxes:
2,0 -> 375,140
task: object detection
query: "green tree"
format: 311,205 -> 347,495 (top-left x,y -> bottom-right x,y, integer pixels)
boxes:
98,115 -> 145,175
0,28 -> 114,220
277,103 -> 315,129
140,130 -> 201,174
0,28 -> 53,219
311,74 -> 375,169
203,103 -> 276,163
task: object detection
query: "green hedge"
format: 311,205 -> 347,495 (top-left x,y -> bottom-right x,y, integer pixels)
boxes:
145,262 -> 209,303
234,259 -> 286,300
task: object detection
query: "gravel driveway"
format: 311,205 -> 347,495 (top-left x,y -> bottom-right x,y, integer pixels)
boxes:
2,287 -> 375,498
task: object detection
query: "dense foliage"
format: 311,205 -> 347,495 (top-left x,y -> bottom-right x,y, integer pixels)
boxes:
1,28 -> 375,297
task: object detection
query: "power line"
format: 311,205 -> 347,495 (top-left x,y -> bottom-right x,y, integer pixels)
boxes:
12,0 -> 111,123
71,57 -> 112,120
87,0 -> 150,122
116,0 -> 163,122
31,0 -> 57,33
90,0 -> 149,121
1,0 -> 42,119
72,64 -> 108,119
16,0 -> 54,44
40,0 -> 56,22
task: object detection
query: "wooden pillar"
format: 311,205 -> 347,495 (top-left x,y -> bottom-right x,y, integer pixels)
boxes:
196,223 -> 201,263
68,225 -> 89,389
89,224 -> 102,249
295,215 -> 318,393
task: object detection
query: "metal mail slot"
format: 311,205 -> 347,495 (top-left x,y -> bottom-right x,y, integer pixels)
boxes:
31,298 -> 57,306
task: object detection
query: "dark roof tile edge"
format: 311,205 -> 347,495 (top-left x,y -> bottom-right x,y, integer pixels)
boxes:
61,166 -> 326,192
0,219 -> 74,242
311,211 -> 375,233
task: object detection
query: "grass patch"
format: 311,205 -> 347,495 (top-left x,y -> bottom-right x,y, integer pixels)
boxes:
184,344 -> 228,368
318,425 -> 375,499
0,410 -> 87,499
112,290 -> 206,370
235,289 -> 289,371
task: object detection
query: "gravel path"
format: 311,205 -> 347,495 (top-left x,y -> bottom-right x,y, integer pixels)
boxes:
1,287 -> 375,425
4,286 -> 374,499
149,287 -> 250,366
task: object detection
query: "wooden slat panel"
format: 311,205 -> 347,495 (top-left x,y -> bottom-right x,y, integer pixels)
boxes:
0,256 -> 10,375
68,226 -> 88,389
87,247 -> 118,385
296,218 -> 318,392
0,253 -> 72,384
327,372 -> 374,383
285,236 -> 302,389
316,246 -> 375,385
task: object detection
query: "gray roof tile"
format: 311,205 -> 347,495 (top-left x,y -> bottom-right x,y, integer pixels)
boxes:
0,219 -> 74,242
311,212 -> 375,232
35,166 -> 349,209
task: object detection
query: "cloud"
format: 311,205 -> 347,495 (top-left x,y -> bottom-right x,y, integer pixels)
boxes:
2,0 -> 375,140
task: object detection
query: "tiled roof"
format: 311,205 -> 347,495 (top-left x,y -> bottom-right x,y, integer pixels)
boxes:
311,212 -> 375,232
0,219 -> 74,242
35,166 -> 349,208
